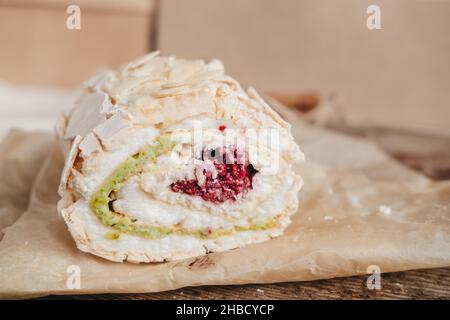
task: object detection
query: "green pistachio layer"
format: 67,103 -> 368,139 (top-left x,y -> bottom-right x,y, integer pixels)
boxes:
89,135 -> 278,240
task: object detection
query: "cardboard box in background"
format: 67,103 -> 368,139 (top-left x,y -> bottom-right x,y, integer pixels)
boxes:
0,0 -> 155,88
1,0 -> 449,132
159,0 -> 450,131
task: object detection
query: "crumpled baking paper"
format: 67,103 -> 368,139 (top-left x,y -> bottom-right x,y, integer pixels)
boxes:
0,105 -> 449,299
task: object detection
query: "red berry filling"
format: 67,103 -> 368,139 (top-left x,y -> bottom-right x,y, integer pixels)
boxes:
170,147 -> 257,203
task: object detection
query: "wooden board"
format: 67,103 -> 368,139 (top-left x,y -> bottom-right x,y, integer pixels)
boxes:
41,267 -> 450,300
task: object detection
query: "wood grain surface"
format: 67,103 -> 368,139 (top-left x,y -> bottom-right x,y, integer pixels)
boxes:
42,267 -> 450,300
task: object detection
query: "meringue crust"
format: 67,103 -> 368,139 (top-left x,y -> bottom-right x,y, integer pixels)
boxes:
57,52 -> 304,263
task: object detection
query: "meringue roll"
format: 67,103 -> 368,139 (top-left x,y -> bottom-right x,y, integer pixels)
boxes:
57,52 -> 304,263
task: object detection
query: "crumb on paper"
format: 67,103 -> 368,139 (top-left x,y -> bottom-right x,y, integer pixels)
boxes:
378,205 -> 392,216
324,215 -> 334,221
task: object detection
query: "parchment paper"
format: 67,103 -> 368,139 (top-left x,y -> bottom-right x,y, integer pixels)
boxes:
0,107 -> 449,299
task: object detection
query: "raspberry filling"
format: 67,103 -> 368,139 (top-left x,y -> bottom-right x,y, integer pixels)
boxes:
170,147 -> 258,203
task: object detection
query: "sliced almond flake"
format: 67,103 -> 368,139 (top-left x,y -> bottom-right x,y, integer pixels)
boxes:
168,60 -> 206,82
58,136 -> 82,196
55,114 -> 73,157
131,78 -> 166,92
82,70 -> 115,91
130,58 -> 166,78
247,86 -> 289,129
185,69 -> 224,83
206,59 -> 225,71
122,51 -> 160,73
79,132 -> 102,158
55,114 -> 67,138
93,113 -> 131,144
64,92 -> 108,139
150,91 -> 192,99
118,109 -> 135,121
113,77 -> 153,97
160,86 -> 193,94
112,77 -> 163,102
99,94 -> 117,114
135,96 -> 161,109
161,81 -> 191,89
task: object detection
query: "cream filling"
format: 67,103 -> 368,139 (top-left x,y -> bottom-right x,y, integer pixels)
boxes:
88,135 -> 284,239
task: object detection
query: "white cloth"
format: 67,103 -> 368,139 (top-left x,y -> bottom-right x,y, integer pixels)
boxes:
0,81 -> 78,139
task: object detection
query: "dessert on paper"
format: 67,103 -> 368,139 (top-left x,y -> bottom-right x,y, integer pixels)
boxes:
56,53 -> 304,263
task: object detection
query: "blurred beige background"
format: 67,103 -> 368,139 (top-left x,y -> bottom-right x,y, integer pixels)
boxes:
0,0 -> 449,131
0,0 -> 154,87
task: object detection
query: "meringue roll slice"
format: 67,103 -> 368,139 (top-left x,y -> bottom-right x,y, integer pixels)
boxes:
57,52 -> 304,263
